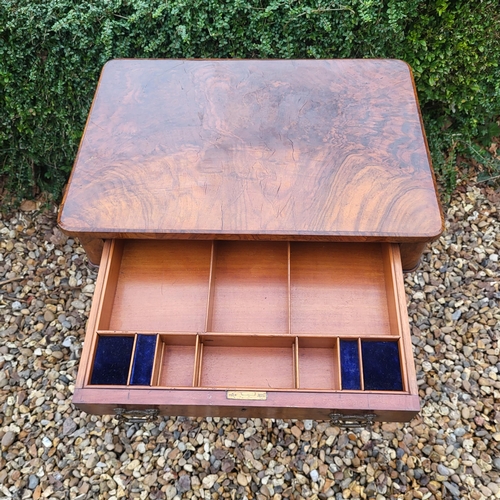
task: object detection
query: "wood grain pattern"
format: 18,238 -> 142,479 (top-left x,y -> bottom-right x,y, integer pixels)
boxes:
96,240 -> 402,337
59,59 -> 443,264
108,240 -> 212,332
158,345 -> 196,387
210,241 -> 288,333
298,347 -> 339,390
290,242 -> 391,335
200,345 -> 294,389
65,57 -> 437,420
73,387 -> 420,421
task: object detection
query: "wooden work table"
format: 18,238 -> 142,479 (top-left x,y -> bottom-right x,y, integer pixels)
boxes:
59,59 -> 443,425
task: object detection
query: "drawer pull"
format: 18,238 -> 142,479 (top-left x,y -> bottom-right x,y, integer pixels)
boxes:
329,412 -> 375,428
114,408 -> 159,423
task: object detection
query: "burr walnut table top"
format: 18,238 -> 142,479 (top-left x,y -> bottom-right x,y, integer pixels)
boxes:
59,59 -> 443,242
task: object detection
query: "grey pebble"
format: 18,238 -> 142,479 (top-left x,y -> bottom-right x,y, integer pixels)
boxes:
444,481 -> 461,497
71,299 -> 85,310
42,436 -> 52,448
488,482 -> 500,495
221,458 -> 235,473
62,417 -> 78,436
1,431 -> 16,449
165,485 -> 177,499
62,336 -> 75,347
437,464 -> 451,476
176,475 -> 191,493
422,444 -> 433,455
28,475 -> 39,489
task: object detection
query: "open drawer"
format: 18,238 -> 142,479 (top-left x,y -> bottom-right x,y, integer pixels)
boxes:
74,239 -> 419,422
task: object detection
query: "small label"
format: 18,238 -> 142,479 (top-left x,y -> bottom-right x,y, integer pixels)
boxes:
227,391 -> 267,401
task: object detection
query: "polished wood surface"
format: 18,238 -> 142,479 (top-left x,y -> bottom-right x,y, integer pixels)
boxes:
74,239 -> 420,421
73,388 -> 421,422
59,59 -> 443,264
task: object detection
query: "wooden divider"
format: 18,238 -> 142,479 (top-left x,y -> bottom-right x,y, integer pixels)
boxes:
86,240 -> 408,393
94,240 -> 399,337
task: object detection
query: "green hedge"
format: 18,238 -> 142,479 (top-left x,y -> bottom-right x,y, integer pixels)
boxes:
1,0 -> 499,198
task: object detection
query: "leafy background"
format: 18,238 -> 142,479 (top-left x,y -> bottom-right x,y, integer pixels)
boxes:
1,0 -> 499,199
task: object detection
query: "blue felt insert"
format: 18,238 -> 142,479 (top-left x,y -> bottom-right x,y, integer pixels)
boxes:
130,335 -> 157,386
340,340 -> 361,390
91,336 -> 134,385
361,341 -> 403,391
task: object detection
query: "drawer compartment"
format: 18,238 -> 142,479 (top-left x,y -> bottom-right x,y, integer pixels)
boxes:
290,243 -> 391,335
100,240 -> 212,332
199,336 -> 295,389
74,239 -> 419,422
210,241 -> 289,334
156,335 -> 197,388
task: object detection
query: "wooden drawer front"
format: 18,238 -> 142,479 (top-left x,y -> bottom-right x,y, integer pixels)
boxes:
74,240 -> 419,422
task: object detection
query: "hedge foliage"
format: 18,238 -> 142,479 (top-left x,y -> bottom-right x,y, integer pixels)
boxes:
1,0 -> 499,198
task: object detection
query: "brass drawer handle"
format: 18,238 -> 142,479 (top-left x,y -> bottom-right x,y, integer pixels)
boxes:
329,412 -> 376,428
114,408 -> 159,423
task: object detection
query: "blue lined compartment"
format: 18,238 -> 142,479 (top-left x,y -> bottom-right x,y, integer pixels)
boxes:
362,341 -> 403,391
340,340 -> 361,390
130,335 -> 157,386
90,336 -> 134,385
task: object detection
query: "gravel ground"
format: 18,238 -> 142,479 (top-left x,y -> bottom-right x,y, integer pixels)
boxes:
0,183 -> 499,500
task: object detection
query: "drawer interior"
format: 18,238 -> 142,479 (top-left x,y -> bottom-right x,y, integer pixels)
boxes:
97,240 -> 398,336
103,240 -> 212,332
290,243 -> 390,335
210,241 -> 289,334
199,336 -> 295,389
86,240 -> 410,393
